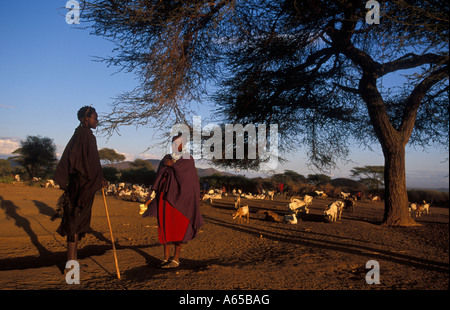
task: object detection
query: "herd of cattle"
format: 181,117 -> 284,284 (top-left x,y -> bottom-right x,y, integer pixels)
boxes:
37,179 -> 432,224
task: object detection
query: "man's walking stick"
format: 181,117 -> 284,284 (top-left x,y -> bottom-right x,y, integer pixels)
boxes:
102,188 -> 121,279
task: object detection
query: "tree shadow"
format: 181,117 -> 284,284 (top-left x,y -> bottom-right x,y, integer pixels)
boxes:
87,228 -> 232,282
0,196 -> 52,258
0,226 -> 162,277
202,214 -> 449,274
0,197 -> 159,276
32,200 -> 57,217
83,228 -> 162,279
122,256 -> 232,284
0,197 -> 211,280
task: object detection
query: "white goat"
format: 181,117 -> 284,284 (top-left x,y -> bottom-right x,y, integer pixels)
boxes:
234,195 -> 241,209
408,202 -> 417,215
288,197 -> 308,214
284,212 -> 298,224
371,195 -> 381,202
242,193 -> 254,199
340,192 -> 351,199
232,205 -> 249,224
416,200 -> 431,217
202,192 -> 222,203
45,179 -> 58,188
324,201 -> 345,222
131,184 -> 149,202
303,195 -> 313,207
420,200 -> 431,215
107,183 -> 117,195
315,190 -> 327,197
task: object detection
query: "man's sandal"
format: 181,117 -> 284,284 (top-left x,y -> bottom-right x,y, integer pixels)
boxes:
161,260 -> 179,269
158,259 -> 170,268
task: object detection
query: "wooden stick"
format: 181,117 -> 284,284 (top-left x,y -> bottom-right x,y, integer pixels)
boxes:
102,188 -> 121,279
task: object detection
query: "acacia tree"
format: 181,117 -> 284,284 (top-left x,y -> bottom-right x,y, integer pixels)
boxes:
307,174 -> 331,185
350,166 -> 384,190
213,1 -> 448,226
98,148 -> 126,165
11,136 -> 57,180
80,0 -> 448,226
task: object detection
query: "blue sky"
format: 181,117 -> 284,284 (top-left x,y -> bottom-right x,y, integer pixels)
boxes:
0,1 -> 448,189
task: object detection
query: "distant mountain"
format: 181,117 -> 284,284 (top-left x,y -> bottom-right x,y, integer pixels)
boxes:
104,159 -> 160,171
408,187 -> 449,192
104,159 -> 234,177
196,167 -> 235,177
436,188 -> 449,192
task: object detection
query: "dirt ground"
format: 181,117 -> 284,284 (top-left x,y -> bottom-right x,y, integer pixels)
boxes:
0,182 -> 448,293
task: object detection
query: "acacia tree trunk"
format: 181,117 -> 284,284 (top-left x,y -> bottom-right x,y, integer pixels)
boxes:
381,143 -> 418,226
359,66 -> 447,225
359,72 -> 419,226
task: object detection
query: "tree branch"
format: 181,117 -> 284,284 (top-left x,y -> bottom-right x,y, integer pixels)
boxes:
400,65 -> 449,138
332,82 -> 360,95
381,53 -> 448,77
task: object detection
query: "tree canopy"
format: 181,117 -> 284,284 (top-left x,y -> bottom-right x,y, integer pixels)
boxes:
0,159 -> 12,176
350,165 -> 384,189
80,0 -> 448,226
11,136 -> 57,180
80,1 -> 448,160
99,148 -> 126,165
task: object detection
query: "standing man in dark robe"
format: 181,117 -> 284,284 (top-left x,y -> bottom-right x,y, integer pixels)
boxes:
143,133 -> 204,268
53,106 -> 105,263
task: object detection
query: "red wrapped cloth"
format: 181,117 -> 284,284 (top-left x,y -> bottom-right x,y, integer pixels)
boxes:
143,154 -> 204,244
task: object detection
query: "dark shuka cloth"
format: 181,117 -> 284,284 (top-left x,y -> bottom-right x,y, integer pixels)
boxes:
143,154 -> 204,243
53,125 -> 103,239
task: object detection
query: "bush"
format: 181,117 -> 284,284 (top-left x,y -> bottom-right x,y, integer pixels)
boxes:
0,176 -> 14,184
120,168 -> 156,187
314,183 -> 342,198
102,167 -> 120,183
407,189 -> 449,207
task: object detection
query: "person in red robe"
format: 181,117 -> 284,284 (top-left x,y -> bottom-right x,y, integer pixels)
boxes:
53,106 -> 105,263
143,133 -> 204,268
